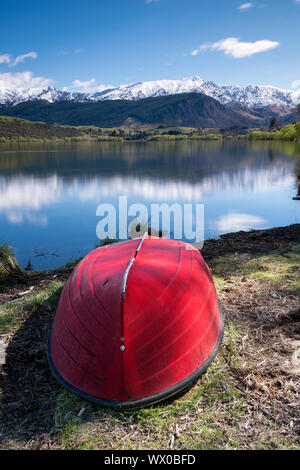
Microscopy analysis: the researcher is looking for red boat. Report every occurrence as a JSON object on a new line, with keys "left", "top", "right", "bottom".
{"left": 47, "top": 235, "right": 223, "bottom": 408}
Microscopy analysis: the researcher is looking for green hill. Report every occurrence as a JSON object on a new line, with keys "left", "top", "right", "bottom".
{"left": 0, "top": 116, "right": 90, "bottom": 140}
{"left": 0, "top": 93, "right": 263, "bottom": 129}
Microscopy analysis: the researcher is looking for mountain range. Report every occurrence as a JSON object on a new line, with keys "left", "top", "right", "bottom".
{"left": 0, "top": 76, "right": 299, "bottom": 129}
{"left": 1, "top": 76, "right": 300, "bottom": 110}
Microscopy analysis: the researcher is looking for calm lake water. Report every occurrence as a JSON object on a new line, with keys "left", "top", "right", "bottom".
{"left": 0, "top": 140, "right": 299, "bottom": 270}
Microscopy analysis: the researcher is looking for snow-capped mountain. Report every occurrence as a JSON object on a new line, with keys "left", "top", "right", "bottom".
{"left": 1, "top": 76, "right": 300, "bottom": 110}
{"left": 90, "top": 76, "right": 208, "bottom": 101}
{"left": 92, "top": 77, "right": 300, "bottom": 109}
{"left": 220, "top": 84, "right": 300, "bottom": 109}
{"left": 0, "top": 86, "right": 88, "bottom": 105}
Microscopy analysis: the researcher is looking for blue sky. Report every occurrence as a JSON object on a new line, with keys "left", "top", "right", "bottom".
{"left": 0, "top": 0, "right": 300, "bottom": 92}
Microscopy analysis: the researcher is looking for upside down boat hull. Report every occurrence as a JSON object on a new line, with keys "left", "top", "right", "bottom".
{"left": 47, "top": 236, "right": 223, "bottom": 408}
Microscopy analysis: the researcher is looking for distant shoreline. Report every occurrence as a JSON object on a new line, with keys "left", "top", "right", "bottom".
{"left": 1, "top": 116, "right": 300, "bottom": 144}
{"left": 0, "top": 134, "right": 299, "bottom": 144}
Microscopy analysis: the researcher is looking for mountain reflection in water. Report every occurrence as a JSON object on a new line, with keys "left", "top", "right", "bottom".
{"left": 0, "top": 140, "right": 299, "bottom": 269}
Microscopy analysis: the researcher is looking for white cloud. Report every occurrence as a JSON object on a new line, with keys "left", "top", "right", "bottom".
{"left": 68, "top": 78, "right": 114, "bottom": 93}
{"left": 7, "top": 211, "right": 48, "bottom": 227}
{"left": 292, "top": 80, "right": 300, "bottom": 90}
{"left": 213, "top": 212, "right": 267, "bottom": 233}
{"left": 6, "top": 212, "right": 23, "bottom": 224}
{"left": 73, "top": 78, "right": 96, "bottom": 91}
{"left": 0, "top": 54, "right": 11, "bottom": 64}
{"left": 58, "top": 48, "right": 84, "bottom": 56}
{"left": 0, "top": 176, "right": 60, "bottom": 211}
{"left": 191, "top": 37, "right": 279, "bottom": 58}
{"left": 12, "top": 51, "right": 38, "bottom": 67}
{"left": 238, "top": 2, "right": 254, "bottom": 11}
{"left": 0, "top": 71, "right": 53, "bottom": 91}
{"left": 0, "top": 51, "right": 38, "bottom": 67}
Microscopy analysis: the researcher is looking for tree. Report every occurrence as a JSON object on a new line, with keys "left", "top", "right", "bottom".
{"left": 269, "top": 117, "right": 277, "bottom": 130}
{"left": 296, "top": 103, "right": 300, "bottom": 121}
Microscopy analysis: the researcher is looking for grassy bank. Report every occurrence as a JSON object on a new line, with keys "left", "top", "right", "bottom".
{"left": 0, "top": 117, "right": 127, "bottom": 143}
{"left": 0, "top": 244, "right": 22, "bottom": 282}
{"left": 1, "top": 115, "right": 300, "bottom": 143}
{"left": 0, "top": 225, "right": 299, "bottom": 450}
{"left": 0, "top": 117, "right": 225, "bottom": 143}
{"left": 248, "top": 122, "right": 300, "bottom": 142}
{"left": 147, "top": 133, "right": 223, "bottom": 141}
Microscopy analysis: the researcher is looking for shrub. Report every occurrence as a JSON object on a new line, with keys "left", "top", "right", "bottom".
{"left": 248, "top": 131, "right": 271, "bottom": 140}
{"left": 272, "top": 124, "right": 297, "bottom": 141}
{"left": 147, "top": 135, "right": 176, "bottom": 141}
{"left": 97, "top": 136, "right": 123, "bottom": 142}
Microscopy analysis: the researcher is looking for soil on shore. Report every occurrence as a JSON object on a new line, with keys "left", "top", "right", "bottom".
{"left": 0, "top": 224, "right": 299, "bottom": 450}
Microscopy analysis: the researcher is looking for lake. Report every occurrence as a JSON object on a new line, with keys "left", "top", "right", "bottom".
{"left": 0, "top": 140, "right": 299, "bottom": 270}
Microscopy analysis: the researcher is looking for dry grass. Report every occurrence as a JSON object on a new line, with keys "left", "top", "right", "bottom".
{"left": 0, "top": 244, "right": 22, "bottom": 283}
{"left": 0, "top": 226, "right": 299, "bottom": 450}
